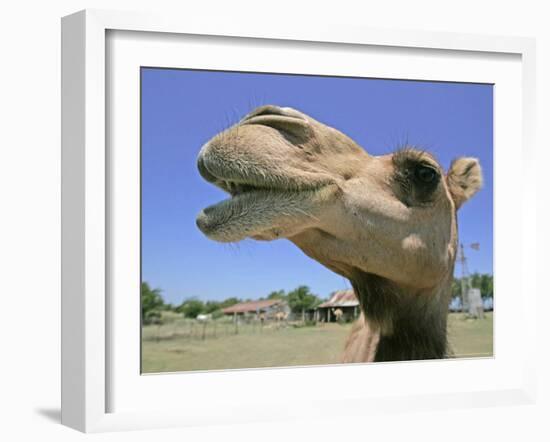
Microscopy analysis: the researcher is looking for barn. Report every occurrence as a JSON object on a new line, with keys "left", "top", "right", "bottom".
{"left": 222, "top": 299, "right": 290, "bottom": 321}
{"left": 316, "top": 289, "right": 360, "bottom": 323}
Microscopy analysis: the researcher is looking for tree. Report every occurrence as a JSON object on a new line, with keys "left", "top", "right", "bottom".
{"left": 202, "top": 300, "right": 224, "bottom": 319}
{"left": 451, "top": 278, "right": 462, "bottom": 298}
{"left": 210, "top": 309, "right": 224, "bottom": 319}
{"left": 479, "top": 274, "right": 493, "bottom": 298}
{"left": 204, "top": 300, "right": 221, "bottom": 314}
{"left": 469, "top": 272, "right": 493, "bottom": 298}
{"left": 162, "top": 302, "right": 175, "bottom": 312}
{"left": 141, "top": 282, "right": 165, "bottom": 325}
{"left": 177, "top": 298, "right": 205, "bottom": 319}
{"left": 267, "top": 290, "right": 286, "bottom": 300}
{"left": 287, "top": 285, "right": 320, "bottom": 321}
{"left": 218, "top": 297, "right": 241, "bottom": 309}
{"left": 452, "top": 273, "right": 493, "bottom": 299}
{"left": 470, "top": 272, "right": 482, "bottom": 291}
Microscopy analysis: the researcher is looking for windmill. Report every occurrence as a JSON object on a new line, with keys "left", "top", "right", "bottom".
{"left": 457, "top": 242, "right": 480, "bottom": 313}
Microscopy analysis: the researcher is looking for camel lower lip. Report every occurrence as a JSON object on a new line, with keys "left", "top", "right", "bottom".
{"left": 196, "top": 188, "right": 320, "bottom": 243}
{"left": 196, "top": 190, "right": 281, "bottom": 236}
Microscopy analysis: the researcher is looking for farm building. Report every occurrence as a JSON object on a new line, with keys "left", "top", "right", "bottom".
{"left": 316, "top": 289, "right": 360, "bottom": 322}
{"left": 222, "top": 299, "right": 290, "bottom": 321}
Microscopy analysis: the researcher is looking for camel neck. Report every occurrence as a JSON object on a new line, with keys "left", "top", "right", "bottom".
{"left": 373, "top": 310, "right": 448, "bottom": 362}
{"left": 350, "top": 271, "right": 449, "bottom": 362}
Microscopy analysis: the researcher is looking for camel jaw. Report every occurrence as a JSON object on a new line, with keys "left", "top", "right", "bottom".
{"left": 196, "top": 187, "right": 325, "bottom": 243}
{"left": 195, "top": 145, "right": 331, "bottom": 243}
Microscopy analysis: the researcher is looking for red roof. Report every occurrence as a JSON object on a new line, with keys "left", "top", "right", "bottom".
{"left": 318, "top": 289, "right": 359, "bottom": 308}
{"left": 222, "top": 299, "right": 284, "bottom": 314}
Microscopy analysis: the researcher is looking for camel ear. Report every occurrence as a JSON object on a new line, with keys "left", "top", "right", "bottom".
{"left": 446, "top": 157, "right": 483, "bottom": 209}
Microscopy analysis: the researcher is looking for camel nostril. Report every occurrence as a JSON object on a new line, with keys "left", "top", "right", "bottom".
{"left": 240, "top": 111, "right": 311, "bottom": 142}
{"left": 241, "top": 105, "right": 306, "bottom": 123}
{"left": 242, "top": 105, "right": 285, "bottom": 121}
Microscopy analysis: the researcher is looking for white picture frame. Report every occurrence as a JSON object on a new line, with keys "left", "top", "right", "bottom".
{"left": 61, "top": 9, "right": 537, "bottom": 433}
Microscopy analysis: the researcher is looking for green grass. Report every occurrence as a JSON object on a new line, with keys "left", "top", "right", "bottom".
{"left": 447, "top": 312, "right": 493, "bottom": 358}
{"left": 142, "top": 312, "right": 493, "bottom": 373}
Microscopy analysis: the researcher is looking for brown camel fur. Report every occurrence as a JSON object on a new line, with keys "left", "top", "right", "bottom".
{"left": 196, "top": 105, "right": 482, "bottom": 362}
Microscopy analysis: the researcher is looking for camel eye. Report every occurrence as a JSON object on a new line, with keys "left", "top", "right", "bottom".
{"left": 415, "top": 165, "right": 437, "bottom": 183}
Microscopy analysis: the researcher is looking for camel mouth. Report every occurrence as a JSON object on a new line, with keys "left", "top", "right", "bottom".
{"left": 196, "top": 147, "right": 326, "bottom": 198}
{"left": 196, "top": 155, "right": 325, "bottom": 243}
{"left": 195, "top": 185, "right": 319, "bottom": 243}
{"left": 197, "top": 154, "right": 301, "bottom": 196}
{"left": 195, "top": 105, "right": 331, "bottom": 242}
{"left": 210, "top": 178, "right": 271, "bottom": 198}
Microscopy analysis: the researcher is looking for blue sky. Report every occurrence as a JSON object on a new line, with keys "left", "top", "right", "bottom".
{"left": 141, "top": 68, "right": 493, "bottom": 305}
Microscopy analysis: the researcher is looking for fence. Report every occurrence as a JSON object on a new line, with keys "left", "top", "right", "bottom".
{"left": 142, "top": 315, "right": 307, "bottom": 342}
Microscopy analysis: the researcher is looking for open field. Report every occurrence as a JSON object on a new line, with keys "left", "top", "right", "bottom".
{"left": 447, "top": 312, "right": 494, "bottom": 358}
{"left": 142, "top": 312, "right": 493, "bottom": 373}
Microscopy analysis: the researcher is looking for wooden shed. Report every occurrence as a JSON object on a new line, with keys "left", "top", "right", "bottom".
{"left": 316, "top": 289, "right": 360, "bottom": 323}
{"left": 222, "top": 299, "right": 290, "bottom": 321}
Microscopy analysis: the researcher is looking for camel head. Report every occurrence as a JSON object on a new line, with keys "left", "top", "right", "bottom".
{"left": 196, "top": 105, "right": 482, "bottom": 295}
{"left": 196, "top": 105, "right": 484, "bottom": 361}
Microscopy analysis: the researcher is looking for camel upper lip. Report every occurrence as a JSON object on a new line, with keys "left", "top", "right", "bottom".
{"left": 196, "top": 155, "right": 276, "bottom": 197}
{"left": 196, "top": 105, "right": 321, "bottom": 199}
{"left": 197, "top": 151, "right": 324, "bottom": 197}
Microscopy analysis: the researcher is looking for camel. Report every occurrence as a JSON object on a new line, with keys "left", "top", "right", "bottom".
{"left": 274, "top": 311, "right": 289, "bottom": 328}
{"left": 196, "top": 105, "right": 482, "bottom": 362}
{"left": 274, "top": 311, "right": 288, "bottom": 321}
{"left": 258, "top": 312, "right": 266, "bottom": 323}
{"left": 332, "top": 308, "right": 344, "bottom": 323}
